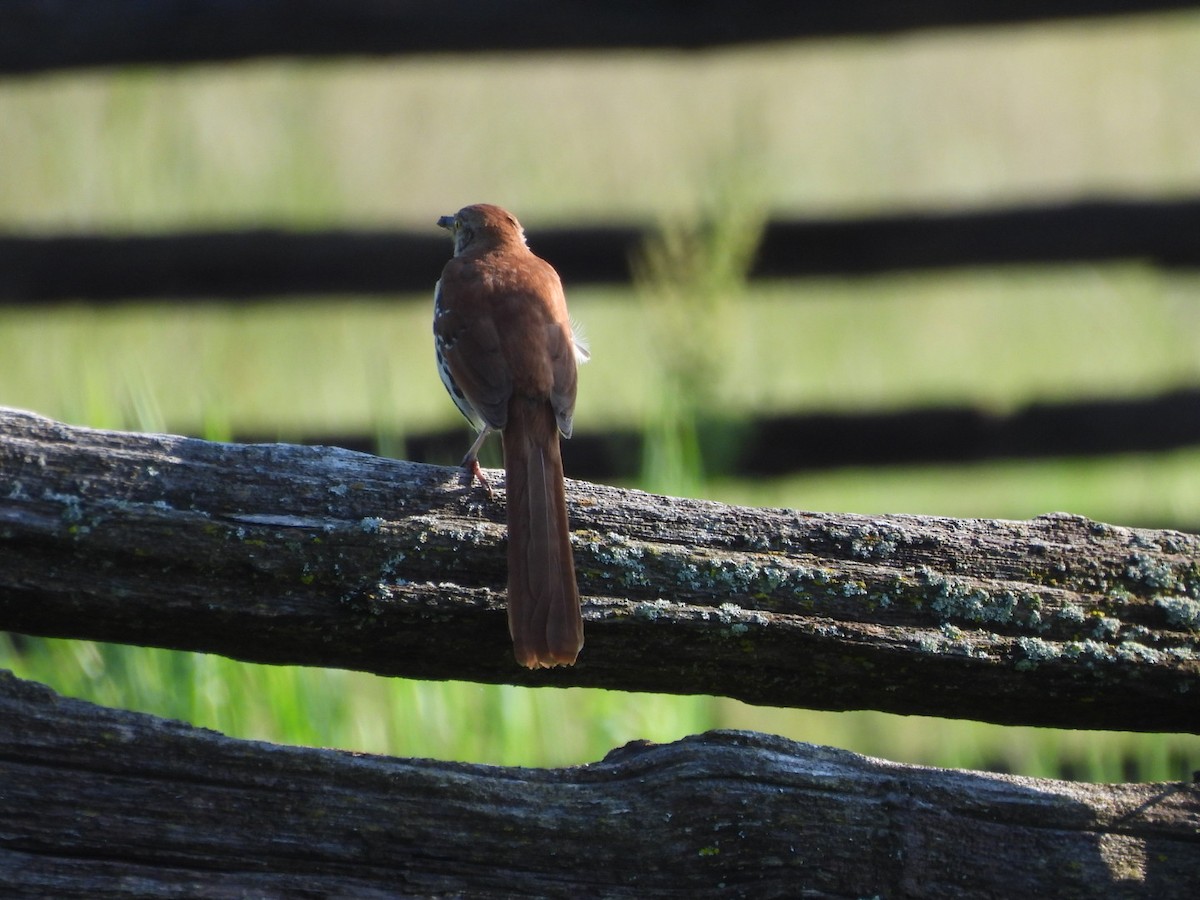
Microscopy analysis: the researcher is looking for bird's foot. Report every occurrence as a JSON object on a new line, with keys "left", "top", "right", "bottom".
{"left": 460, "top": 456, "right": 495, "bottom": 499}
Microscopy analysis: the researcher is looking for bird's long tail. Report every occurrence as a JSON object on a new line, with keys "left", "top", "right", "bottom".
{"left": 502, "top": 397, "right": 583, "bottom": 668}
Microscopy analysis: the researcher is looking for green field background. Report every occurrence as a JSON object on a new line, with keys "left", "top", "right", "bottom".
{"left": 2, "top": 14, "right": 1198, "bottom": 780}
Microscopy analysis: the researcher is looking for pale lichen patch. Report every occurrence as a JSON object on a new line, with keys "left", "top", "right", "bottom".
{"left": 1015, "top": 636, "right": 1060, "bottom": 670}
{"left": 1125, "top": 553, "right": 1182, "bottom": 592}
{"left": 1157, "top": 596, "right": 1200, "bottom": 631}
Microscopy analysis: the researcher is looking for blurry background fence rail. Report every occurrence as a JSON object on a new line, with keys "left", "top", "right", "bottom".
{"left": 4, "top": 199, "right": 1200, "bottom": 303}
{"left": 3, "top": 0, "right": 1200, "bottom": 74}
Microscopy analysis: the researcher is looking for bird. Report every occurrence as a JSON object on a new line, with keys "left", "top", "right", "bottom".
{"left": 433, "top": 203, "right": 589, "bottom": 668}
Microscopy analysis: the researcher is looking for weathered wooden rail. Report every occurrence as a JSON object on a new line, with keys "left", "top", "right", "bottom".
{"left": 2, "top": 671, "right": 1196, "bottom": 898}
{"left": 1, "top": 407, "right": 1197, "bottom": 728}
{"left": 1, "top": 408, "right": 1198, "bottom": 896}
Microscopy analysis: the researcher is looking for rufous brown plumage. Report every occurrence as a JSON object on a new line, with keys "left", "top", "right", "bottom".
{"left": 434, "top": 204, "right": 588, "bottom": 668}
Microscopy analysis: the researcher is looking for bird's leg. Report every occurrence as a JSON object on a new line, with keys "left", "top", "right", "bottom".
{"left": 460, "top": 426, "right": 495, "bottom": 498}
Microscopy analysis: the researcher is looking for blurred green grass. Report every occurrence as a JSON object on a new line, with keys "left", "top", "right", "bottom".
{"left": 0, "top": 635, "right": 714, "bottom": 766}
{"left": 3, "top": 15, "right": 1200, "bottom": 228}
{"left": 2, "top": 15, "right": 1199, "bottom": 780}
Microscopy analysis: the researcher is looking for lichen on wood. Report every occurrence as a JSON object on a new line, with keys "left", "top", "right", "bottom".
{"left": 1, "top": 407, "right": 1197, "bottom": 731}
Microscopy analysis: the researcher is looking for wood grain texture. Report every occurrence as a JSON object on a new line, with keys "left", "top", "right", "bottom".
{"left": 1, "top": 407, "right": 1197, "bottom": 731}
{"left": 0, "top": 670, "right": 1196, "bottom": 898}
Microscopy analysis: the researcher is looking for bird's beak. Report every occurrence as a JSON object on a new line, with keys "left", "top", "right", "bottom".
{"left": 437, "top": 215, "right": 456, "bottom": 231}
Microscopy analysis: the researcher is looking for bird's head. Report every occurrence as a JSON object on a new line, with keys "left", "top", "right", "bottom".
{"left": 438, "top": 203, "right": 527, "bottom": 256}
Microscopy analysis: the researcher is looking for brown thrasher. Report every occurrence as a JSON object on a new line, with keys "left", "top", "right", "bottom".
{"left": 434, "top": 204, "right": 588, "bottom": 668}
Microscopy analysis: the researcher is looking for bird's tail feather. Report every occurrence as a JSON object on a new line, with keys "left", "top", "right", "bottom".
{"left": 503, "top": 398, "right": 583, "bottom": 668}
